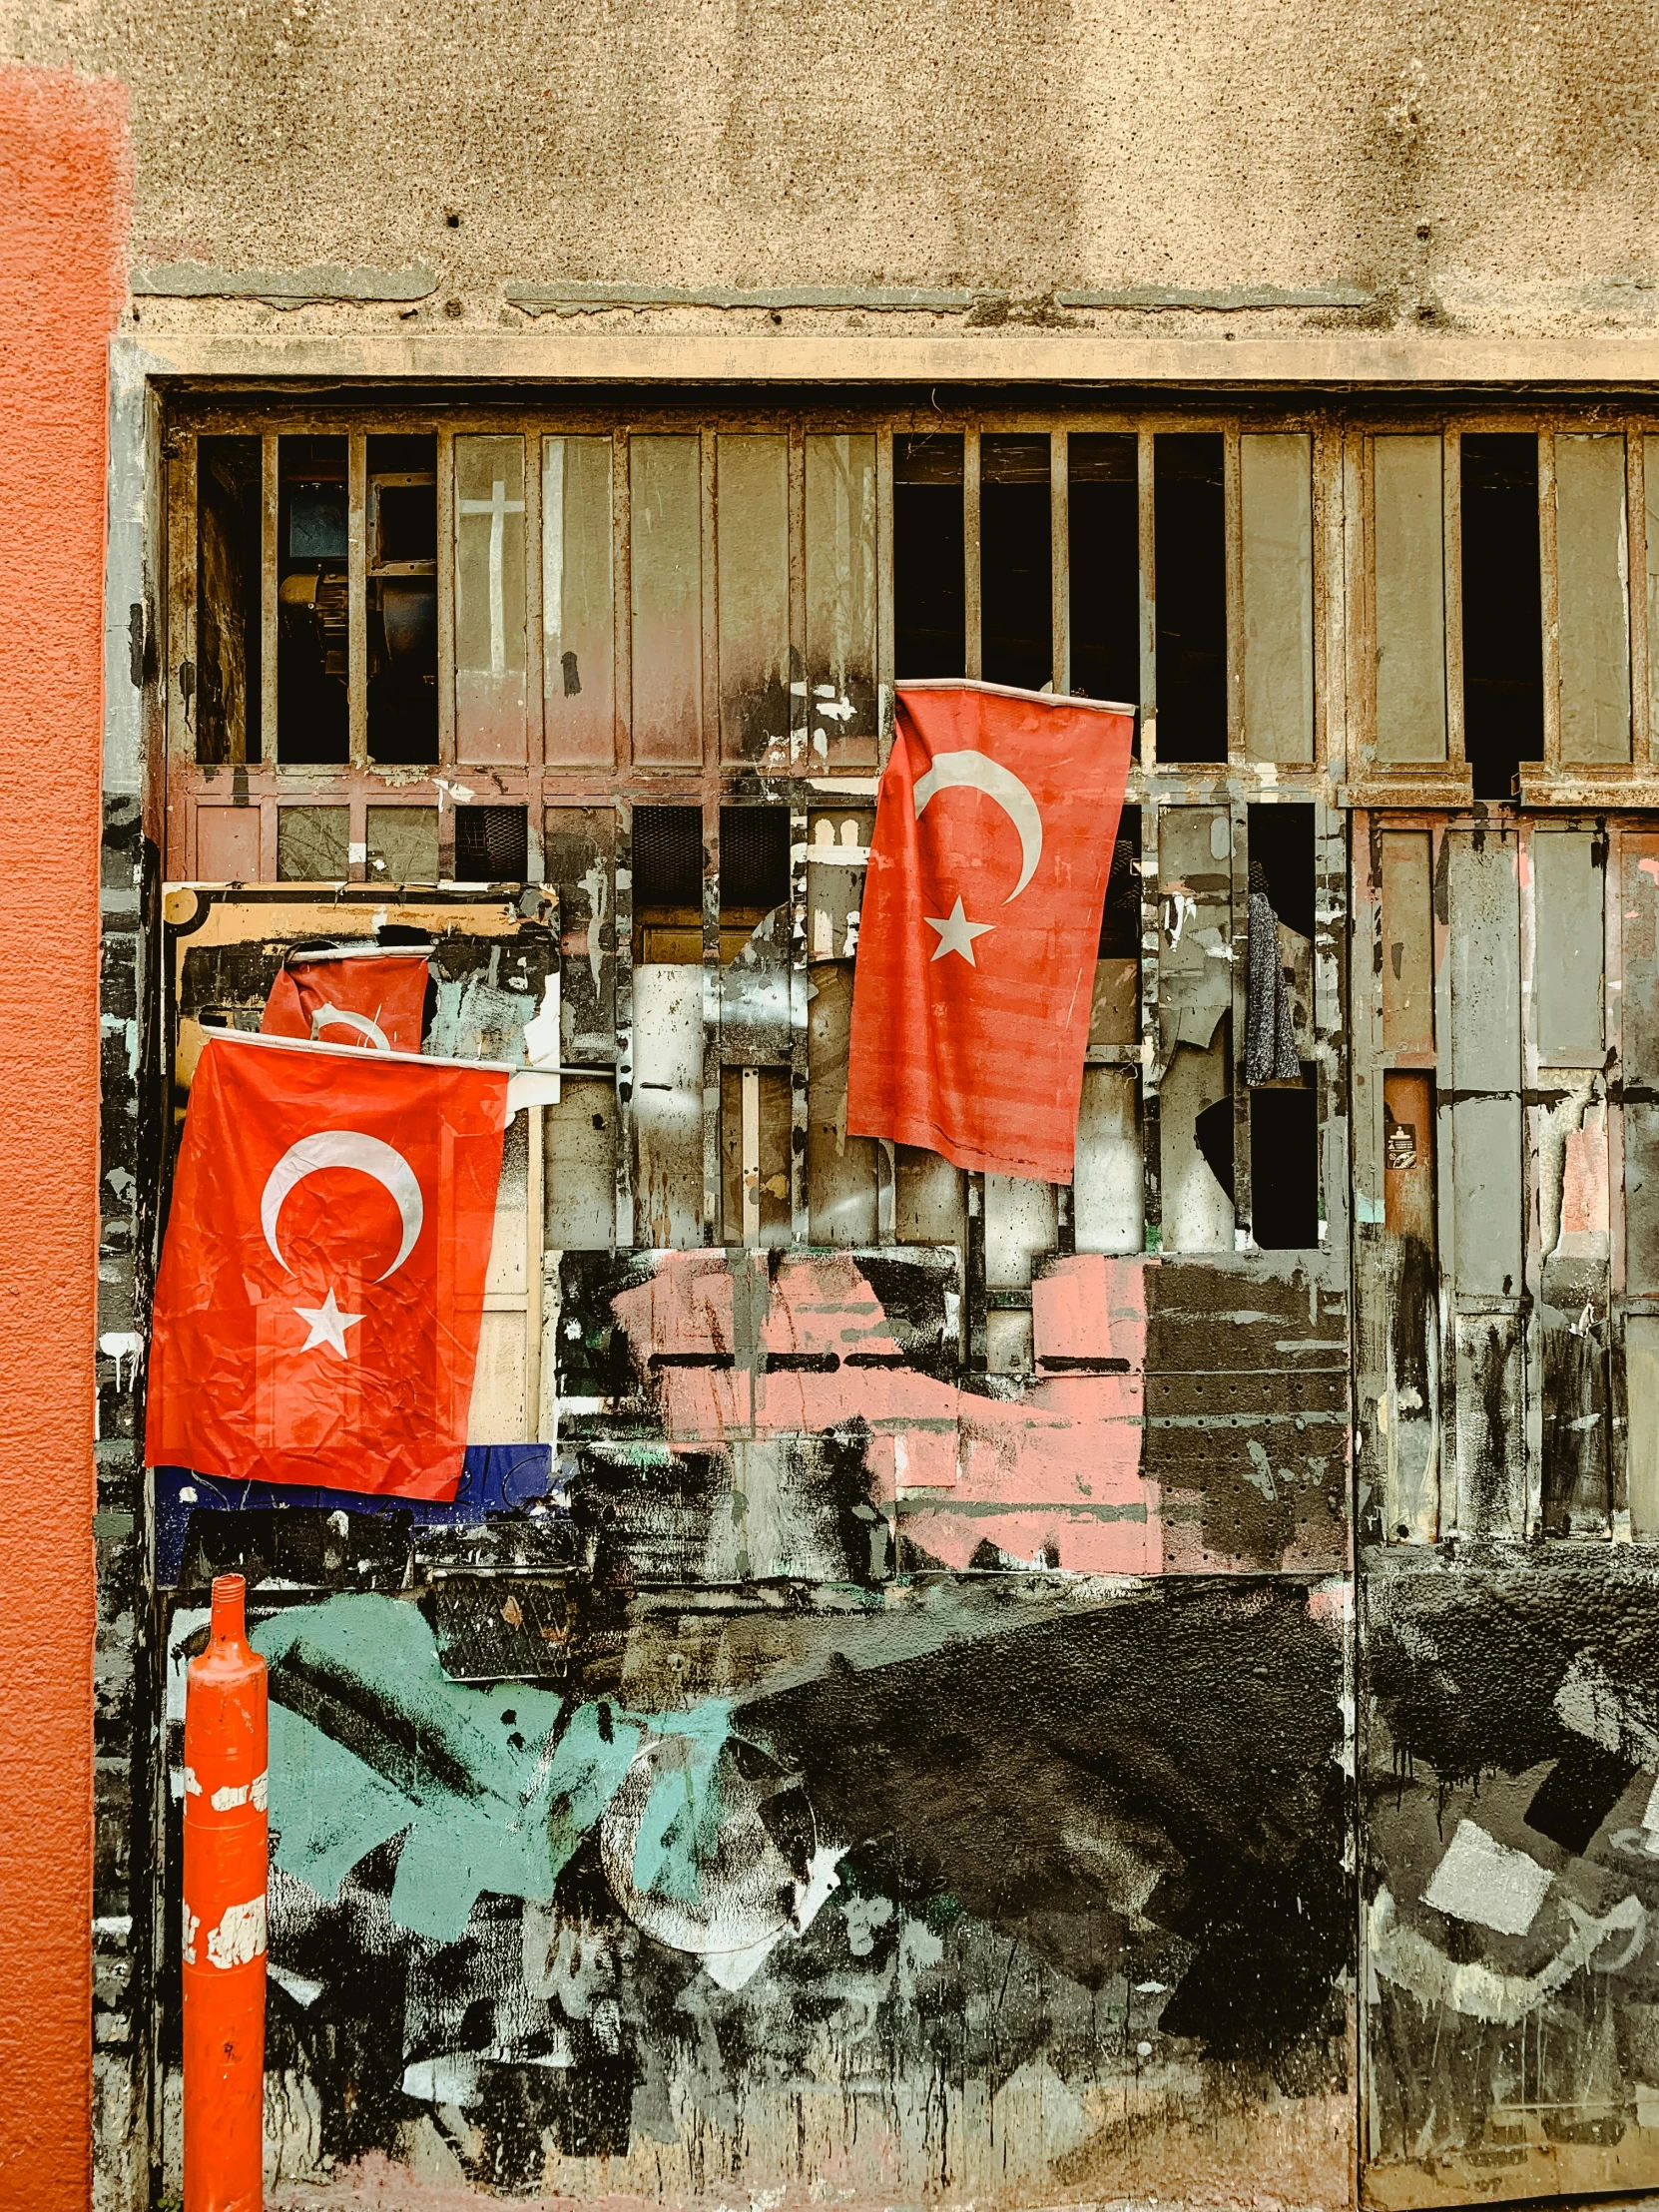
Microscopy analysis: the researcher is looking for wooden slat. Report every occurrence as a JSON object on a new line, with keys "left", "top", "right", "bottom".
{"left": 1238, "top": 432, "right": 1315, "bottom": 765}
{"left": 541, "top": 436, "right": 616, "bottom": 769}
{"left": 453, "top": 432, "right": 529, "bottom": 766}
{"left": 805, "top": 432, "right": 879, "bottom": 768}
{"left": 347, "top": 430, "right": 367, "bottom": 773}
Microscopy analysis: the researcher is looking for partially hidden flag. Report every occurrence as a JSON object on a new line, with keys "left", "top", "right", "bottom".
{"left": 262, "top": 947, "right": 429, "bottom": 1054}
{"left": 146, "top": 1031, "right": 508, "bottom": 1500}
{"left": 846, "top": 681, "right": 1135, "bottom": 1184}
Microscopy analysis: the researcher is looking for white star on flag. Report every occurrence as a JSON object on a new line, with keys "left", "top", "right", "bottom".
{"left": 293, "top": 1287, "right": 364, "bottom": 1359}
{"left": 923, "top": 896, "right": 994, "bottom": 966}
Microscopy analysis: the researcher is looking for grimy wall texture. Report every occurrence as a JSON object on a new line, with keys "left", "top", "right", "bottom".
{"left": 11, "top": 4, "right": 1659, "bottom": 2211}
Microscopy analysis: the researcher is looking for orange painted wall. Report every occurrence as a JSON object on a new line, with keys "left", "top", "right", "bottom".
{"left": 0, "top": 63, "right": 130, "bottom": 2212}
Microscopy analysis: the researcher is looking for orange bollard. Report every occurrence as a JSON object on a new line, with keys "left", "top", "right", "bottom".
{"left": 183, "top": 1572, "right": 269, "bottom": 2212}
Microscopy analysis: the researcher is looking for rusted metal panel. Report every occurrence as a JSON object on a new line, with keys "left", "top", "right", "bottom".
{"left": 1621, "top": 834, "right": 1659, "bottom": 1295}
{"left": 540, "top": 434, "right": 615, "bottom": 767}
{"left": 629, "top": 433, "right": 703, "bottom": 768}
{"left": 1240, "top": 432, "right": 1315, "bottom": 763}
{"left": 1451, "top": 1309, "right": 1528, "bottom": 1534}
{"left": 1556, "top": 432, "right": 1632, "bottom": 765}
{"left": 453, "top": 432, "right": 528, "bottom": 764}
{"left": 542, "top": 805, "right": 615, "bottom": 1064}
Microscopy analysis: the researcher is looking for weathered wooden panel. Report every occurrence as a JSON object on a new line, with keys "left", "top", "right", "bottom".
{"left": 1158, "top": 806, "right": 1234, "bottom": 1254}
{"left": 1074, "top": 1067, "right": 1142, "bottom": 1255}
{"left": 1539, "top": 1306, "right": 1609, "bottom": 1535}
{"left": 466, "top": 1308, "right": 529, "bottom": 1441}
{"left": 894, "top": 1144, "right": 966, "bottom": 1246}
{"left": 1449, "top": 1096, "right": 1523, "bottom": 1295}
{"left": 985, "top": 1175, "right": 1057, "bottom": 1287}
{"left": 1445, "top": 831, "right": 1520, "bottom": 1093}
{"left": 720, "top": 1066, "right": 792, "bottom": 1247}
{"left": 544, "top": 1075, "right": 616, "bottom": 1252}
{"left": 1380, "top": 830, "right": 1434, "bottom": 1054}
{"left": 543, "top": 807, "right": 615, "bottom": 1064}
{"left": 195, "top": 804, "right": 262, "bottom": 882}
{"left": 716, "top": 433, "right": 790, "bottom": 764}
{"left": 1240, "top": 432, "right": 1315, "bottom": 763}
{"left": 541, "top": 434, "right": 614, "bottom": 767}
{"left": 1451, "top": 1308, "right": 1527, "bottom": 1534}
{"left": 630, "top": 434, "right": 703, "bottom": 768}
{"left": 1623, "top": 838, "right": 1659, "bottom": 1294}
{"left": 807, "top": 961, "right": 878, "bottom": 1246}
{"left": 1625, "top": 1313, "right": 1659, "bottom": 1536}
{"left": 805, "top": 431, "right": 879, "bottom": 767}
{"left": 1161, "top": 1029, "right": 1233, "bottom": 1253}
{"left": 1366, "top": 1565, "right": 1659, "bottom": 2205}
{"left": 1556, "top": 432, "right": 1631, "bottom": 765}
{"left": 1373, "top": 434, "right": 1447, "bottom": 764}
{"left": 454, "top": 432, "right": 528, "bottom": 764}
{"left": 632, "top": 962, "right": 704, "bottom": 1247}
{"left": 1532, "top": 830, "right": 1604, "bottom": 1064}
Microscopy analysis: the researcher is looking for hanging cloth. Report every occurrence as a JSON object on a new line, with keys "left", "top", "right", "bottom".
{"left": 1245, "top": 865, "right": 1301, "bottom": 1084}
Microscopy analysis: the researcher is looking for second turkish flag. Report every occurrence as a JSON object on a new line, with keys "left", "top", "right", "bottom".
{"left": 846, "top": 682, "right": 1134, "bottom": 1184}
{"left": 146, "top": 1032, "right": 508, "bottom": 1500}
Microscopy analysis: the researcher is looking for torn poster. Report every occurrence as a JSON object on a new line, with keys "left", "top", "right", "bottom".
{"left": 846, "top": 680, "right": 1134, "bottom": 1182}
{"left": 262, "top": 944, "right": 430, "bottom": 1054}
{"left": 146, "top": 1029, "right": 508, "bottom": 1499}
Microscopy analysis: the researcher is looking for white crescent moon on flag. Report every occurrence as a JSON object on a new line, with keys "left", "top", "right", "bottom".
{"left": 260, "top": 1130, "right": 424, "bottom": 1282}
{"left": 912, "top": 750, "right": 1043, "bottom": 901}
{"left": 307, "top": 1004, "right": 391, "bottom": 1052}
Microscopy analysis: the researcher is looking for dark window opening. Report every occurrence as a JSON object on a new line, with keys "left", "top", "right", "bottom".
{"left": 277, "top": 434, "right": 349, "bottom": 765}
{"left": 1153, "top": 433, "right": 1227, "bottom": 762}
{"left": 633, "top": 804, "right": 704, "bottom": 963}
{"left": 1461, "top": 433, "right": 1544, "bottom": 801}
{"left": 1099, "top": 806, "right": 1142, "bottom": 958}
{"left": 1069, "top": 433, "right": 1139, "bottom": 722}
{"left": 455, "top": 805, "right": 528, "bottom": 883}
{"left": 367, "top": 432, "right": 438, "bottom": 768}
{"left": 894, "top": 434, "right": 964, "bottom": 681}
{"left": 1194, "top": 1028, "right": 1235, "bottom": 1206}
{"left": 980, "top": 434, "right": 1052, "bottom": 691}
{"left": 720, "top": 807, "right": 791, "bottom": 916}
{"left": 196, "top": 435, "right": 262, "bottom": 766}
{"left": 1252, "top": 1088, "right": 1320, "bottom": 1250}
{"left": 1247, "top": 803, "right": 1315, "bottom": 939}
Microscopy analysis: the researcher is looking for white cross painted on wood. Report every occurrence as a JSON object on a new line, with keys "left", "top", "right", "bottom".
{"left": 458, "top": 476, "right": 525, "bottom": 679}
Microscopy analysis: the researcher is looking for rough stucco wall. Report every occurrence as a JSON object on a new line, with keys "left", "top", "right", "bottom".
{"left": 5, "top": 0, "right": 1659, "bottom": 335}
{"left": 0, "top": 59, "right": 130, "bottom": 2212}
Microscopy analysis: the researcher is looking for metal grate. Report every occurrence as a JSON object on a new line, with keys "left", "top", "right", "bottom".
{"left": 633, "top": 805, "right": 704, "bottom": 909}
{"left": 719, "top": 806, "right": 791, "bottom": 912}
{"left": 455, "top": 804, "right": 528, "bottom": 883}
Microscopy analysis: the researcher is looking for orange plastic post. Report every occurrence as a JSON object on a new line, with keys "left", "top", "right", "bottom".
{"left": 183, "top": 1573, "right": 269, "bottom": 2212}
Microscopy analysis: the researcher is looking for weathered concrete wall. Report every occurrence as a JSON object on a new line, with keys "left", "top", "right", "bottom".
{"left": 7, "top": 0, "right": 1659, "bottom": 336}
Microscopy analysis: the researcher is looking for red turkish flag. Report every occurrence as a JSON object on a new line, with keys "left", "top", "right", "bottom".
{"left": 146, "top": 1031, "right": 508, "bottom": 1500}
{"left": 846, "top": 681, "right": 1134, "bottom": 1183}
{"left": 262, "top": 949, "right": 429, "bottom": 1054}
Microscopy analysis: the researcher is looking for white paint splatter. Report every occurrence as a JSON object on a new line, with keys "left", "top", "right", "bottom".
{"left": 1421, "top": 1820, "right": 1551, "bottom": 1936}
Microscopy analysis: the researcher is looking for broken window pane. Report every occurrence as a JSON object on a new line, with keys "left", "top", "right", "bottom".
{"left": 367, "top": 433, "right": 437, "bottom": 766}
{"left": 1092, "top": 806, "right": 1141, "bottom": 1047}
{"left": 894, "top": 434, "right": 964, "bottom": 680}
{"left": 980, "top": 433, "right": 1052, "bottom": 691}
{"left": 1461, "top": 433, "right": 1543, "bottom": 801}
{"left": 276, "top": 434, "right": 348, "bottom": 765}
{"left": 1068, "top": 433, "right": 1138, "bottom": 712}
{"left": 1153, "top": 433, "right": 1227, "bottom": 763}
{"left": 454, "top": 432, "right": 528, "bottom": 765}
{"left": 276, "top": 806, "right": 348, "bottom": 883}
{"left": 365, "top": 806, "right": 438, "bottom": 886}
{"left": 196, "top": 435, "right": 262, "bottom": 766}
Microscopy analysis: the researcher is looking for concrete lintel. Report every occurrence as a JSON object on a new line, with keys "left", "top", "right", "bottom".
{"left": 132, "top": 262, "right": 437, "bottom": 305}
{"left": 506, "top": 281, "right": 976, "bottom": 314}
{"left": 118, "top": 329, "right": 1659, "bottom": 390}
{"left": 1056, "top": 284, "right": 1375, "bottom": 311}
